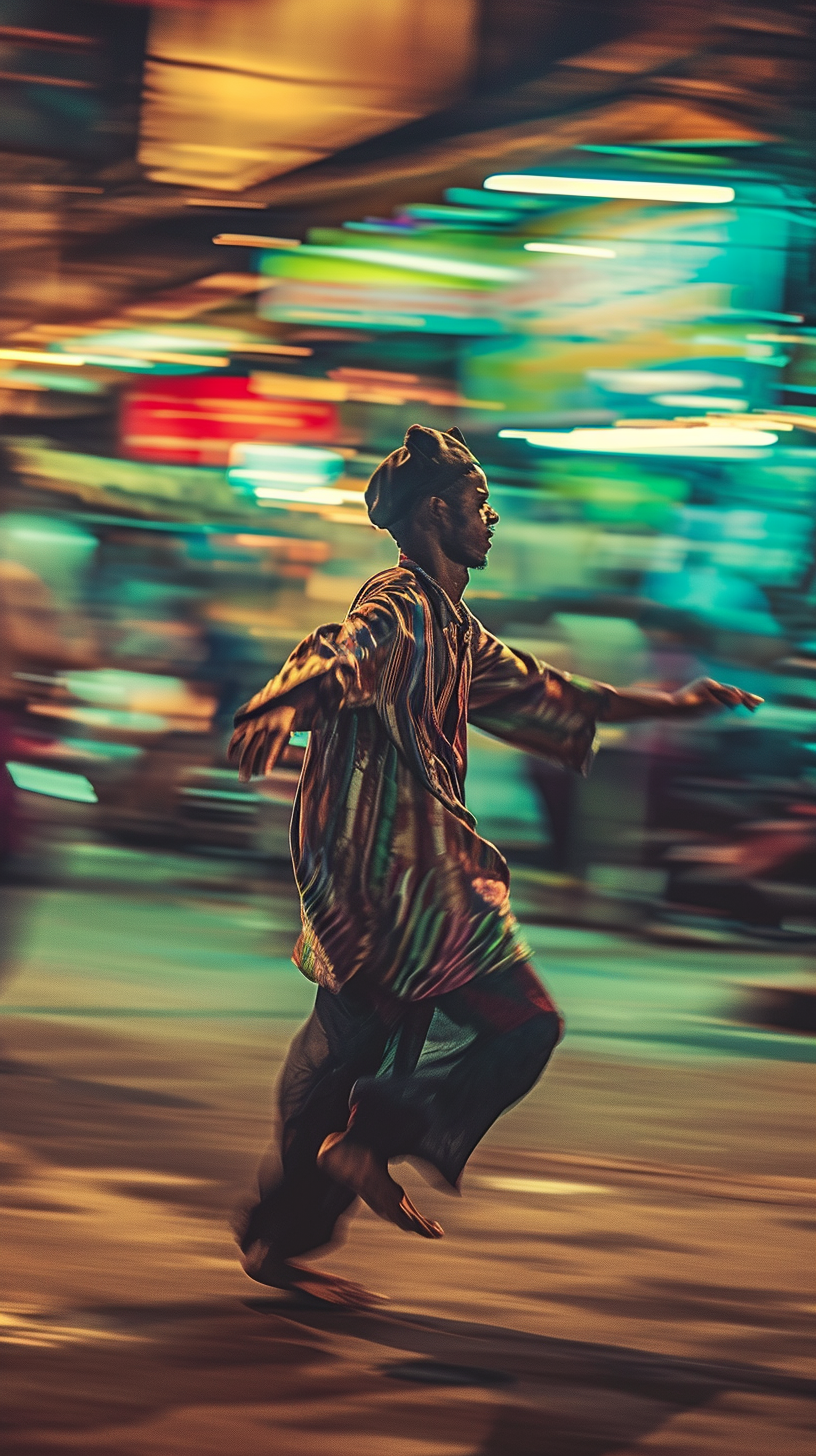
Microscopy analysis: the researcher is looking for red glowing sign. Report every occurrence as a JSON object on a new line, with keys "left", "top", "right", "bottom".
{"left": 120, "top": 376, "right": 339, "bottom": 465}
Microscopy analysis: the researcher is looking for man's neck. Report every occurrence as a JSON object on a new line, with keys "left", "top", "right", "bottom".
{"left": 400, "top": 545, "right": 468, "bottom": 603}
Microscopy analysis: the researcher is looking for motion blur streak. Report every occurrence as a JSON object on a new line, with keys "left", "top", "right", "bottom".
{"left": 1, "top": 1, "right": 815, "bottom": 1453}
{"left": 484, "top": 173, "right": 737, "bottom": 204}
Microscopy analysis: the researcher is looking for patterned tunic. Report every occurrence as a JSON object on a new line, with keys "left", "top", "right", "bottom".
{"left": 234, "top": 561, "right": 609, "bottom": 1000}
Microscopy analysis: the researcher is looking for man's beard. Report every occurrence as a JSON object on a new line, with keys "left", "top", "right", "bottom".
{"left": 441, "top": 520, "right": 490, "bottom": 572}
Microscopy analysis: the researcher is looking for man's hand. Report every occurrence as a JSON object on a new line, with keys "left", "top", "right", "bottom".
{"left": 228, "top": 703, "right": 297, "bottom": 782}
{"left": 669, "top": 677, "right": 763, "bottom": 715}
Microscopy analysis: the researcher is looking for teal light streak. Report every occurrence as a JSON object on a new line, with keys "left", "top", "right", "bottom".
{"left": 7, "top": 763, "right": 98, "bottom": 804}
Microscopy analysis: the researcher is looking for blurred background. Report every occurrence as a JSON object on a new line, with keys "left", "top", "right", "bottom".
{"left": 1, "top": 4, "right": 815, "bottom": 1452}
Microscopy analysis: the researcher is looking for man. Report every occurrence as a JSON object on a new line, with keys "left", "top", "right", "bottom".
{"left": 229, "top": 424, "right": 761, "bottom": 1305}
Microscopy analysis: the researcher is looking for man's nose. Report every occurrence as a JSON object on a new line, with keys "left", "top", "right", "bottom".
{"left": 487, "top": 506, "right": 499, "bottom": 525}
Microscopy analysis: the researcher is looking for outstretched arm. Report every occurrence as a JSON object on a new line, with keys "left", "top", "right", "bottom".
{"left": 600, "top": 677, "right": 763, "bottom": 722}
{"left": 228, "top": 600, "right": 397, "bottom": 781}
{"left": 468, "top": 617, "right": 762, "bottom": 774}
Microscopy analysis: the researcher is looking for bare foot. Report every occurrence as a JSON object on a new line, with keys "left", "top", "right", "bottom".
{"left": 284, "top": 1265, "right": 387, "bottom": 1308}
{"left": 317, "top": 1132, "right": 444, "bottom": 1239}
{"left": 242, "top": 1246, "right": 386, "bottom": 1307}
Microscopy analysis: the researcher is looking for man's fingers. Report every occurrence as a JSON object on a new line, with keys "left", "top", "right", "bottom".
{"left": 237, "top": 734, "right": 257, "bottom": 782}
{"left": 263, "top": 732, "right": 288, "bottom": 776}
{"left": 232, "top": 704, "right": 298, "bottom": 780}
{"left": 227, "top": 727, "right": 244, "bottom": 764}
{"left": 681, "top": 679, "right": 766, "bottom": 715}
{"left": 710, "top": 683, "right": 765, "bottom": 711}
{"left": 239, "top": 728, "right": 262, "bottom": 782}
{"left": 705, "top": 684, "right": 765, "bottom": 712}
{"left": 709, "top": 683, "right": 743, "bottom": 707}
{"left": 250, "top": 732, "right": 270, "bottom": 781}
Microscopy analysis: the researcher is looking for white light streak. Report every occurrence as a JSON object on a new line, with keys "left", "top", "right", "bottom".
{"left": 652, "top": 395, "right": 749, "bottom": 410}
{"left": 500, "top": 426, "right": 777, "bottom": 457}
{"left": 524, "top": 241, "right": 616, "bottom": 258}
{"left": 485, "top": 174, "right": 735, "bottom": 204}
{"left": 0, "top": 349, "right": 85, "bottom": 367}
{"left": 587, "top": 370, "right": 745, "bottom": 394}
{"left": 253, "top": 486, "right": 341, "bottom": 505}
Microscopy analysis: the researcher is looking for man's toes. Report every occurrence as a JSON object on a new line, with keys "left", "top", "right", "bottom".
{"left": 289, "top": 1273, "right": 387, "bottom": 1308}
{"left": 399, "top": 1193, "right": 444, "bottom": 1239}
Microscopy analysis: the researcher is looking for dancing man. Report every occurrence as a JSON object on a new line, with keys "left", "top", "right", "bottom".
{"left": 229, "top": 424, "right": 760, "bottom": 1304}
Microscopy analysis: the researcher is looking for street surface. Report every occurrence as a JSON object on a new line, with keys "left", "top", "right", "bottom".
{"left": 1, "top": 843, "right": 814, "bottom": 1455}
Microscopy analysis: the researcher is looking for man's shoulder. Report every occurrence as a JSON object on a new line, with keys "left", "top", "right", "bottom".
{"left": 350, "top": 564, "right": 424, "bottom": 612}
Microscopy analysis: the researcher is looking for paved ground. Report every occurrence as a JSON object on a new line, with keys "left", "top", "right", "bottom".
{"left": 1, "top": 851, "right": 814, "bottom": 1455}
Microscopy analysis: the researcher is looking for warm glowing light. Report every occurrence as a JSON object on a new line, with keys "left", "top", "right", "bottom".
{"left": 523, "top": 242, "right": 616, "bottom": 258}
{"left": 0, "top": 371, "right": 102, "bottom": 395}
{"left": 213, "top": 234, "right": 302, "bottom": 248}
{"left": 0, "top": 377, "right": 47, "bottom": 391}
{"left": 300, "top": 245, "right": 521, "bottom": 283}
{"left": 231, "top": 342, "right": 313, "bottom": 357}
{"left": 75, "top": 356, "right": 156, "bottom": 372}
{"left": 94, "top": 349, "right": 229, "bottom": 368}
{"left": 0, "top": 349, "right": 85, "bottom": 366}
{"left": 500, "top": 426, "right": 777, "bottom": 457}
{"left": 186, "top": 198, "right": 267, "bottom": 209}
{"left": 485, "top": 175, "right": 735, "bottom": 204}
{"left": 56, "top": 330, "right": 313, "bottom": 362}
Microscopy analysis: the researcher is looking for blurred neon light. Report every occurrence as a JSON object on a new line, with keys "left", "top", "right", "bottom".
{"left": 500, "top": 426, "right": 777, "bottom": 456}
{"left": 652, "top": 395, "right": 748, "bottom": 410}
{"left": 96, "top": 350, "right": 228, "bottom": 368}
{"left": 227, "top": 443, "right": 362, "bottom": 510}
{"left": 253, "top": 486, "right": 340, "bottom": 504}
{"left": 446, "top": 187, "right": 546, "bottom": 212}
{"left": 484, "top": 175, "right": 735, "bottom": 204}
{"left": 7, "top": 762, "right": 98, "bottom": 803}
{"left": 186, "top": 199, "right": 267, "bottom": 209}
{"left": 72, "top": 356, "right": 156, "bottom": 372}
{"left": 524, "top": 242, "right": 616, "bottom": 258}
{"left": 747, "top": 333, "right": 816, "bottom": 345}
{"left": 228, "top": 442, "right": 344, "bottom": 491}
{"left": 121, "top": 378, "right": 338, "bottom": 464}
{"left": 0, "top": 349, "right": 85, "bottom": 366}
{"left": 587, "top": 370, "right": 744, "bottom": 394}
{"left": 300, "top": 245, "right": 520, "bottom": 283}
{"left": 213, "top": 234, "right": 301, "bottom": 248}
{"left": 58, "top": 330, "right": 312, "bottom": 361}
{"left": 229, "top": 442, "right": 344, "bottom": 476}
{"left": 0, "top": 370, "right": 102, "bottom": 394}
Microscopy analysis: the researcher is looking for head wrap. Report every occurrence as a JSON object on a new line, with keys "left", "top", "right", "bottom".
{"left": 365, "top": 424, "right": 480, "bottom": 529}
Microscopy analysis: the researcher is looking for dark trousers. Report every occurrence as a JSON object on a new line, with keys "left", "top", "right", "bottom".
{"left": 236, "top": 959, "right": 562, "bottom": 1270}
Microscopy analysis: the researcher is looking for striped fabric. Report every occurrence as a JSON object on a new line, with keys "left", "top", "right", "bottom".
{"left": 234, "top": 560, "right": 609, "bottom": 1001}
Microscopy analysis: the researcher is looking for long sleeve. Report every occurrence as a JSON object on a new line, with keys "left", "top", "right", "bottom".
{"left": 233, "top": 597, "right": 399, "bottom": 733}
{"left": 467, "top": 617, "right": 611, "bottom": 776}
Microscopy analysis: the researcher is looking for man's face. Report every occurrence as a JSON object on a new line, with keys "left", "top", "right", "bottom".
{"left": 436, "top": 468, "right": 499, "bottom": 571}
